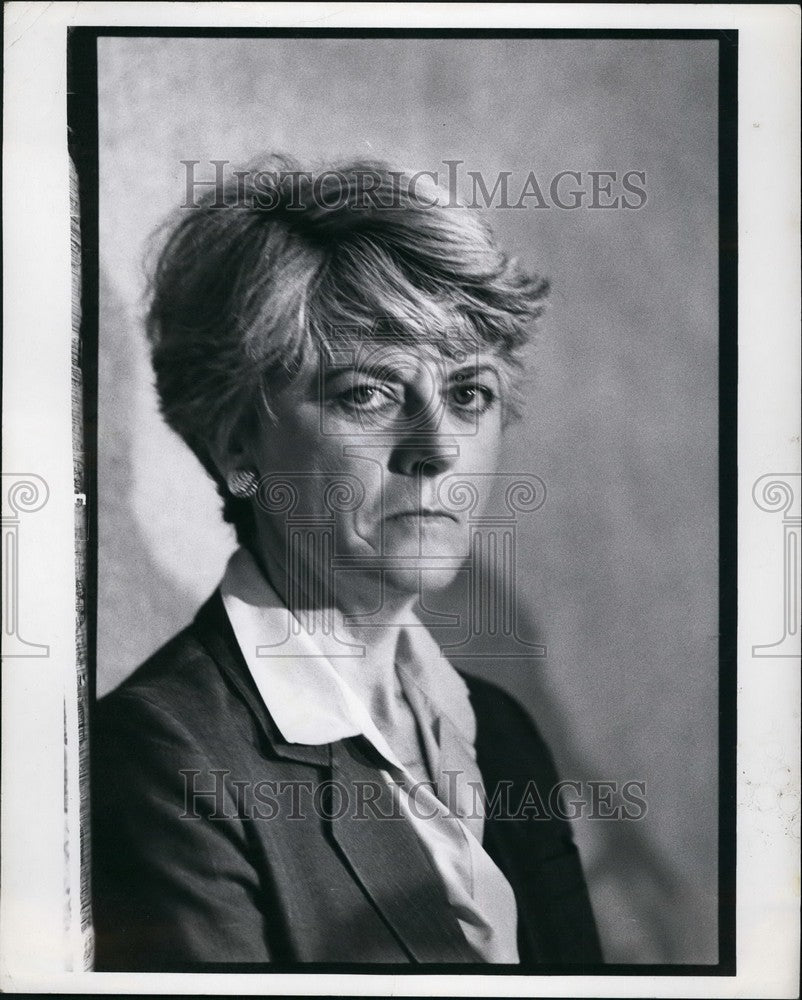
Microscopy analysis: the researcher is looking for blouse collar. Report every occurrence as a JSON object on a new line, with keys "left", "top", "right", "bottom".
{"left": 219, "top": 546, "right": 476, "bottom": 762}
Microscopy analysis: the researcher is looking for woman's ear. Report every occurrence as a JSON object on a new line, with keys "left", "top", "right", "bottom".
{"left": 209, "top": 420, "right": 261, "bottom": 501}
{"left": 207, "top": 411, "right": 257, "bottom": 484}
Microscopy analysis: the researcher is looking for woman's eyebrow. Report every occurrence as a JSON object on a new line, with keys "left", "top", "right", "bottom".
{"left": 448, "top": 362, "right": 502, "bottom": 381}
{"left": 319, "top": 357, "right": 502, "bottom": 387}
{"left": 320, "top": 362, "right": 408, "bottom": 384}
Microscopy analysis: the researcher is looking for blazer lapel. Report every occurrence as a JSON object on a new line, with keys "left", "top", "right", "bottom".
{"left": 329, "top": 738, "right": 478, "bottom": 963}
{"left": 192, "top": 590, "right": 329, "bottom": 767}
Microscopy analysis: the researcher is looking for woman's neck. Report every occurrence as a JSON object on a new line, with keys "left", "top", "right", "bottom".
{"left": 250, "top": 541, "right": 417, "bottom": 710}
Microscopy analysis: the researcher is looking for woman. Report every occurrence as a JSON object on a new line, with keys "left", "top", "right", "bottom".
{"left": 91, "top": 156, "right": 601, "bottom": 970}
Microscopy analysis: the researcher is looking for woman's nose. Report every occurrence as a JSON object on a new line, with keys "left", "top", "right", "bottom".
{"left": 385, "top": 371, "right": 459, "bottom": 477}
{"left": 388, "top": 413, "right": 460, "bottom": 478}
{"left": 387, "top": 434, "right": 460, "bottom": 478}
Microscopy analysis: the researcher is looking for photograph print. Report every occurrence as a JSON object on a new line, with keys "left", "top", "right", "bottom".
{"left": 68, "top": 27, "right": 735, "bottom": 973}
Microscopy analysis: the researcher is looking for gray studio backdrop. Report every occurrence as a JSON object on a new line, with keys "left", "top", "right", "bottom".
{"left": 96, "top": 36, "right": 719, "bottom": 964}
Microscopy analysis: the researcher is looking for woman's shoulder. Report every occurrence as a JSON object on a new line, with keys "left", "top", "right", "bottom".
{"left": 95, "top": 592, "right": 242, "bottom": 739}
{"left": 459, "top": 671, "right": 561, "bottom": 784}
{"left": 101, "top": 618, "right": 213, "bottom": 707}
{"left": 459, "top": 671, "right": 541, "bottom": 733}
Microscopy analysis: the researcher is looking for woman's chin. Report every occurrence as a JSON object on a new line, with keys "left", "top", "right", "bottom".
{"left": 380, "top": 518, "right": 469, "bottom": 555}
{"left": 380, "top": 563, "right": 463, "bottom": 597}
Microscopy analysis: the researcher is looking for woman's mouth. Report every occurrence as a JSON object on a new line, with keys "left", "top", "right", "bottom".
{"left": 385, "top": 507, "right": 458, "bottom": 523}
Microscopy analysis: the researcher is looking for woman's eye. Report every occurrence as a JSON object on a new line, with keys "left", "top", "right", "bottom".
{"left": 449, "top": 383, "right": 497, "bottom": 414}
{"left": 337, "top": 384, "right": 398, "bottom": 413}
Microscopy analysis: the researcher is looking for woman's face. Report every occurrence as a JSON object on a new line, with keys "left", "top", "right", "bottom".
{"left": 244, "top": 338, "right": 507, "bottom": 603}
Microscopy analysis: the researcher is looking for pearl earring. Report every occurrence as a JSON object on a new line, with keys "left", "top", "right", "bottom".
{"left": 227, "top": 468, "right": 258, "bottom": 499}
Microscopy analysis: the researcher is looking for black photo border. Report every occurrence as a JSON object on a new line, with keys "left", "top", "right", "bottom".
{"left": 68, "top": 24, "right": 738, "bottom": 978}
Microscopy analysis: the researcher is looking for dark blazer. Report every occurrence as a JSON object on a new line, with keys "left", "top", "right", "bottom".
{"left": 91, "top": 592, "right": 602, "bottom": 970}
